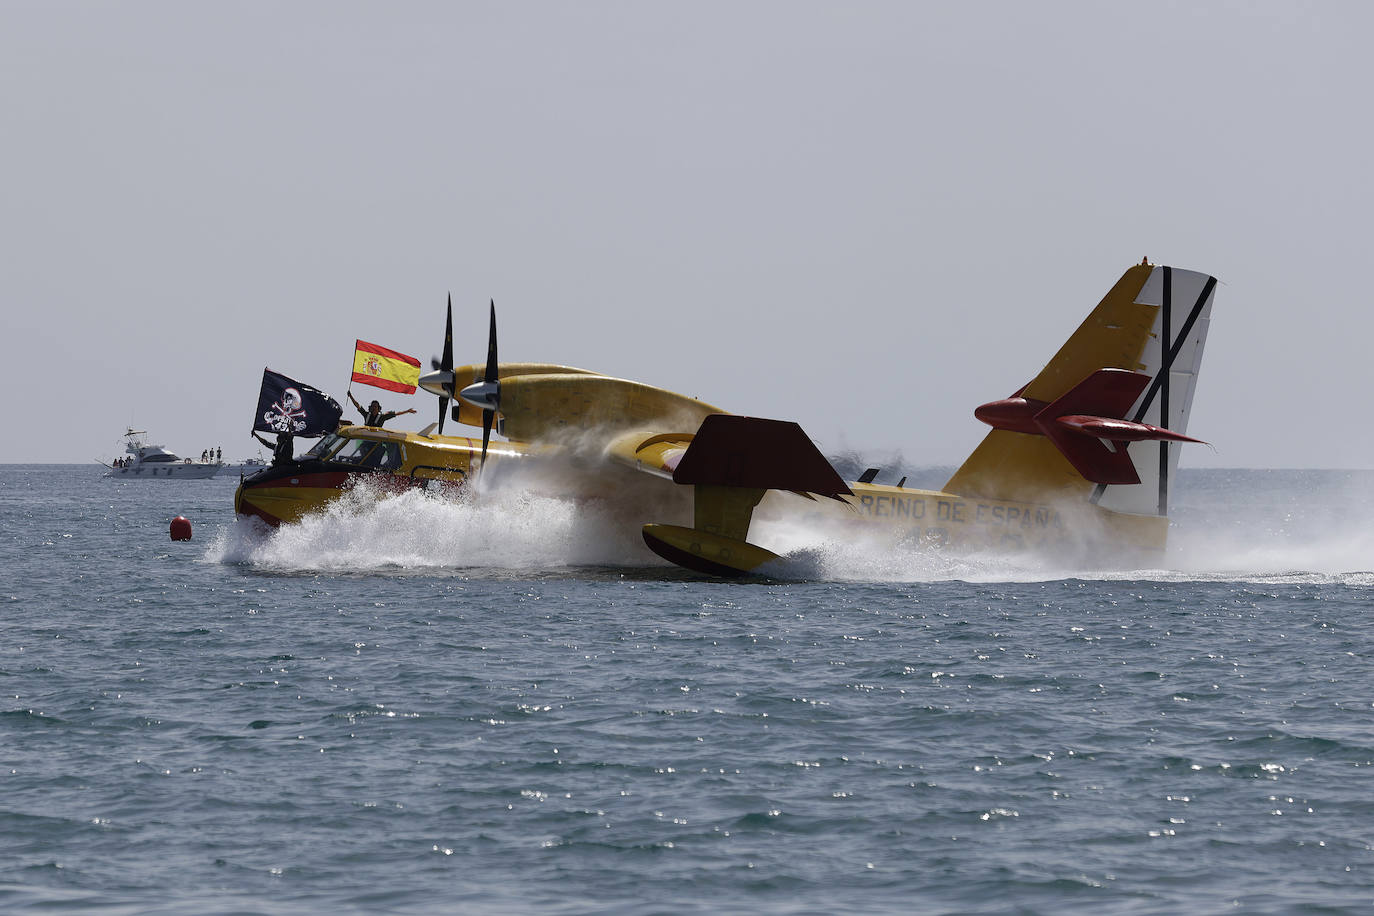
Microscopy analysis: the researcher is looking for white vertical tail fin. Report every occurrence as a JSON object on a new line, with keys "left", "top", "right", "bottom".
{"left": 1094, "top": 265, "right": 1216, "bottom": 516}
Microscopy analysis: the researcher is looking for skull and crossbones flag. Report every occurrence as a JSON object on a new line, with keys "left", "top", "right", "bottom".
{"left": 253, "top": 369, "right": 343, "bottom": 437}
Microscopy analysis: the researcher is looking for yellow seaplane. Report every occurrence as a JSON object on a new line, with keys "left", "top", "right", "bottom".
{"left": 234, "top": 260, "right": 1217, "bottom": 576}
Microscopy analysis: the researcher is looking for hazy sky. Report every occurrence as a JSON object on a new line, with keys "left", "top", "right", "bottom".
{"left": 4, "top": 1, "right": 1369, "bottom": 467}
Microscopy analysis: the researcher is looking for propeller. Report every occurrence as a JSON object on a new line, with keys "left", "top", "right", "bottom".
{"left": 436, "top": 294, "right": 455, "bottom": 434}
{"left": 458, "top": 300, "right": 500, "bottom": 471}
{"left": 479, "top": 301, "right": 499, "bottom": 469}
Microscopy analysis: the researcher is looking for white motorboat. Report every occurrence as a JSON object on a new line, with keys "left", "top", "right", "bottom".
{"left": 220, "top": 456, "right": 269, "bottom": 474}
{"left": 104, "top": 429, "right": 222, "bottom": 479}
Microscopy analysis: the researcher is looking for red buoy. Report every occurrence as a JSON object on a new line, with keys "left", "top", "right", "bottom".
{"left": 170, "top": 516, "right": 192, "bottom": 541}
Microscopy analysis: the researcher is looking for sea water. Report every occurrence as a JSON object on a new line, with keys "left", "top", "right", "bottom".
{"left": 3, "top": 465, "right": 1373, "bottom": 914}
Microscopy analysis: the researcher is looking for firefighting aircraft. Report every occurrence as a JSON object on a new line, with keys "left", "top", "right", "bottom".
{"left": 234, "top": 260, "right": 1216, "bottom": 576}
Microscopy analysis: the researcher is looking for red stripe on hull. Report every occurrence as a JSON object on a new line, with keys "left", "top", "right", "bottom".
{"left": 235, "top": 469, "right": 417, "bottom": 527}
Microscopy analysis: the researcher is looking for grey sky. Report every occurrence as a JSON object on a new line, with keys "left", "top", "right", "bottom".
{"left": 3, "top": 1, "right": 1367, "bottom": 467}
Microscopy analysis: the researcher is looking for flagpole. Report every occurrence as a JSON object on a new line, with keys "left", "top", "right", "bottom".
{"left": 346, "top": 339, "right": 354, "bottom": 401}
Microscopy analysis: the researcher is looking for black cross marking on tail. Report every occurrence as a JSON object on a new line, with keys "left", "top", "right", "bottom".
{"left": 1090, "top": 268, "right": 1217, "bottom": 513}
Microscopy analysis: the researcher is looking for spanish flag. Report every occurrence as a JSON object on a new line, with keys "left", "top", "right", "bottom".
{"left": 352, "top": 340, "right": 421, "bottom": 394}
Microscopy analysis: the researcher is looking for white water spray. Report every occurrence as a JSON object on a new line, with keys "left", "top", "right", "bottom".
{"left": 207, "top": 468, "right": 1374, "bottom": 585}
{"left": 209, "top": 475, "right": 660, "bottom": 573}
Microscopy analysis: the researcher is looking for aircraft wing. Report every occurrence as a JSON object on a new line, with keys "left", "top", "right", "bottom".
{"left": 441, "top": 365, "right": 726, "bottom": 444}
{"left": 604, "top": 414, "right": 852, "bottom": 576}
{"left": 604, "top": 429, "right": 696, "bottom": 480}
{"left": 606, "top": 415, "right": 851, "bottom": 498}
{"left": 498, "top": 374, "right": 724, "bottom": 443}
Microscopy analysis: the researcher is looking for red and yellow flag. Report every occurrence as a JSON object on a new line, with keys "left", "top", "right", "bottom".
{"left": 351, "top": 340, "right": 421, "bottom": 394}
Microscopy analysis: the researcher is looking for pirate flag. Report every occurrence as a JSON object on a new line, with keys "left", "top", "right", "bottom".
{"left": 253, "top": 369, "right": 342, "bottom": 437}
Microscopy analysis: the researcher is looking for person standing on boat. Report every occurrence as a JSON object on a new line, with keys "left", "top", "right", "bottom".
{"left": 348, "top": 392, "right": 416, "bottom": 427}
{"left": 252, "top": 431, "right": 295, "bottom": 465}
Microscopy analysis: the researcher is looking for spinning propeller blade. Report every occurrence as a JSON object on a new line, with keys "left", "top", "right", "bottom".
{"left": 437, "top": 293, "right": 454, "bottom": 434}
{"left": 484, "top": 300, "right": 498, "bottom": 384}
{"left": 481, "top": 408, "right": 494, "bottom": 467}
{"left": 480, "top": 300, "right": 497, "bottom": 468}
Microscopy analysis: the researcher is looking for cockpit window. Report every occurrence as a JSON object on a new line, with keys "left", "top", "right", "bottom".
{"left": 310, "top": 434, "right": 402, "bottom": 469}
{"left": 359, "top": 441, "right": 403, "bottom": 470}
{"left": 305, "top": 433, "right": 344, "bottom": 460}
{"left": 332, "top": 438, "right": 378, "bottom": 466}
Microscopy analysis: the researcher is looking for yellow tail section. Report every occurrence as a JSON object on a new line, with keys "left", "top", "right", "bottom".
{"left": 944, "top": 261, "right": 1216, "bottom": 514}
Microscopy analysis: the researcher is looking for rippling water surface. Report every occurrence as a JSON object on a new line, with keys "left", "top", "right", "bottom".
{"left": 4, "top": 465, "right": 1374, "bottom": 913}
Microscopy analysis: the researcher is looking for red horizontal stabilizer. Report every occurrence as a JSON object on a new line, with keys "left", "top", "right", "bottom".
{"left": 1038, "top": 368, "right": 1149, "bottom": 421}
{"left": 1032, "top": 368, "right": 1151, "bottom": 485}
{"left": 672, "top": 414, "right": 852, "bottom": 498}
{"left": 972, "top": 367, "right": 1206, "bottom": 486}
{"left": 1054, "top": 415, "right": 1204, "bottom": 444}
